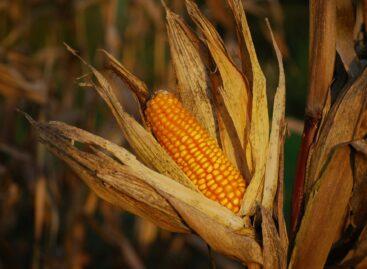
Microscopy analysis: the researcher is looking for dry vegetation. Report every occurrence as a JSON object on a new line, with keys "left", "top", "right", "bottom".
{"left": 1, "top": 0, "right": 367, "bottom": 268}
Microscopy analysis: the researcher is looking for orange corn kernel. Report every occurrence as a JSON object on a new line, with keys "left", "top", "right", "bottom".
{"left": 145, "top": 91, "right": 246, "bottom": 213}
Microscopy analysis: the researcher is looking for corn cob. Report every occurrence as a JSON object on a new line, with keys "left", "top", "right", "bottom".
{"left": 145, "top": 91, "right": 246, "bottom": 213}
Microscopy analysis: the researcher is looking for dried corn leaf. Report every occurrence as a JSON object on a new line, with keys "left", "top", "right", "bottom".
{"left": 100, "top": 49, "right": 149, "bottom": 106}
{"left": 336, "top": 0, "right": 357, "bottom": 71}
{"left": 171, "top": 196, "right": 263, "bottom": 265}
{"left": 26, "top": 116, "right": 189, "bottom": 233}
{"left": 28, "top": 117, "right": 263, "bottom": 264}
{"left": 65, "top": 45, "right": 197, "bottom": 191}
{"left": 226, "top": 0, "right": 269, "bottom": 176}
{"left": 340, "top": 224, "right": 367, "bottom": 267}
{"left": 350, "top": 140, "right": 367, "bottom": 229}
{"left": 290, "top": 145, "right": 353, "bottom": 269}
{"left": 93, "top": 72, "right": 196, "bottom": 190}
{"left": 164, "top": 6, "right": 217, "bottom": 139}
{"left": 42, "top": 121, "right": 250, "bottom": 232}
{"left": 226, "top": 0, "right": 270, "bottom": 216}
{"left": 306, "top": 68, "right": 367, "bottom": 192}
{"left": 261, "top": 208, "right": 285, "bottom": 269}
{"left": 211, "top": 74, "right": 250, "bottom": 179}
{"left": 306, "top": 0, "right": 336, "bottom": 119}
{"left": 275, "top": 142, "right": 288, "bottom": 267}
{"left": 260, "top": 22, "right": 287, "bottom": 269}
{"left": 186, "top": 0, "right": 251, "bottom": 158}
{"left": 262, "top": 20, "right": 286, "bottom": 211}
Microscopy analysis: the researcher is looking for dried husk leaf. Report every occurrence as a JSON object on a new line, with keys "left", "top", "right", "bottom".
{"left": 226, "top": 0, "right": 270, "bottom": 216}
{"left": 336, "top": 0, "right": 357, "bottom": 71}
{"left": 289, "top": 145, "right": 353, "bottom": 269}
{"left": 340, "top": 224, "right": 367, "bottom": 267}
{"left": 171, "top": 196, "right": 263, "bottom": 265}
{"left": 185, "top": 0, "right": 252, "bottom": 169}
{"left": 306, "top": 0, "right": 336, "bottom": 119}
{"left": 275, "top": 141, "right": 288, "bottom": 268}
{"left": 260, "top": 21, "right": 287, "bottom": 269}
{"left": 100, "top": 49, "right": 149, "bottom": 106}
{"left": 26, "top": 117, "right": 189, "bottom": 233}
{"left": 350, "top": 140, "right": 367, "bottom": 229}
{"left": 262, "top": 20, "right": 286, "bottom": 211}
{"left": 211, "top": 73, "right": 250, "bottom": 180}
{"left": 306, "top": 68, "right": 367, "bottom": 193}
{"left": 28, "top": 117, "right": 263, "bottom": 264}
{"left": 226, "top": 0, "right": 269, "bottom": 171}
{"left": 164, "top": 6, "right": 217, "bottom": 139}
{"left": 64, "top": 45, "right": 197, "bottom": 191}
{"left": 261, "top": 208, "right": 285, "bottom": 269}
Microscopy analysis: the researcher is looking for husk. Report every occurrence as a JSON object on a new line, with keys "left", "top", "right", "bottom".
{"left": 336, "top": 0, "right": 357, "bottom": 72}
{"left": 225, "top": 0, "right": 270, "bottom": 216}
{"left": 306, "top": 68, "right": 367, "bottom": 194}
{"left": 164, "top": 5, "right": 217, "bottom": 140}
{"left": 185, "top": 0, "right": 252, "bottom": 174}
{"left": 100, "top": 49, "right": 149, "bottom": 106}
{"left": 262, "top": 20, "right": 286, "bottom": 211}
{"left": 290, "top": 145, "right": 353, "bottom": 269}
{"left": 26, "top": 115, "right": 263, "bottom": 265}
{"left": 260, "top": 20, "right": 287, "bottom": 269}
{"left": 65, "top": 44, "right": 197, "bottom": 191}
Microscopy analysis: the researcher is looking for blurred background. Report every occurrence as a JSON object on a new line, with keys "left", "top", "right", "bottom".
{"left": 0, "top": 0, "right": 307, "bottom": 268}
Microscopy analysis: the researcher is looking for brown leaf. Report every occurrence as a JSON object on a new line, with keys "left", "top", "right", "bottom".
{"left": 336, "top": 0, "right": 357, "bottom": 71}
{"left": 306, "top": 0, "right": 336, "bottom": 119}
{"left": 211, "top": 73, "right": 250, "bottom": 179}
{"left": 350, "top": 140, "right": 367, "bottom": 229}
{"left": 226, "top": 0, "right": 269, "bottom": 180}
{"left": 64, "top": 45, "right": 197, "bottom": 191}
{"left": 262, "top": 19, "right": 286, "bottom": 211}
{"left": 290, "top": 145, "right": 353, "bottom": 269}
{"left": 340, "top": 224, "right": 367, "bottom": 267}
{"left": 261, "top": 208, "right": 286, "bottom": 269}
{"left": 100, "top": 49, "right": 149, "bottom": 107}
{"left": 225, "top": 0, "right": 270, "bottom": 216}
{"left": 306, "top": 68, "right": 367, "bottom": 193}
{"left": 26, "top": 116, "right": 189, "bottom": 233}
{"left": 164, "top": 5, "right": 217, "bottom": 139}
{"left": 186, "top": 0, "right": 252, "bottom": 170}
{"left": 170, "top": 195, "right": 263, "bottom": 265}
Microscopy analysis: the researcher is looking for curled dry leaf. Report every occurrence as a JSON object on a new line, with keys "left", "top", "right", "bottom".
{"left": 340, "top": 224, "right": 367, "bottom": 267}
{"left": 350, "top": 140, "right": 367, "bottom": 229}
{"left": 225, "top": 0, "right": 270, "bottom": 217}
{"left": 64, "top": 44, "right": 196, "bottom": 191}
{"left": 261, "top": 208, "right": 285, "bottom": 269}
{"left": 164, "top": 6, "right": 217, "bottom": 140}
{"left": 260, "top": 20, "right": 287, "bottom": 269}
{"left": 185, "top": 0, "right": 252, "bottom": 172}
{"left": 262, "top": 19, "right": 286, "bottom": 211}
{"left": 290, "top": 145, "right": 353, "bottom": 269}
{"left": 25, "top": 116, "right": 189, "bottom": 233}
{"left": 306, "top": 68, "right": 367, "bottom": 193}
{"left": 336, "top": 0, "right": 357, "bottom": 71}
{"left": 25, "top": 116, "right": 263, "bottom": 265}
{"left": 100, "top": 49, "right": 149, "bottom": 107}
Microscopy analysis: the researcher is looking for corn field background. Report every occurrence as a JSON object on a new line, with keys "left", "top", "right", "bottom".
{"left": 1, "top": 0, "right": 362, "bottom": 268}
